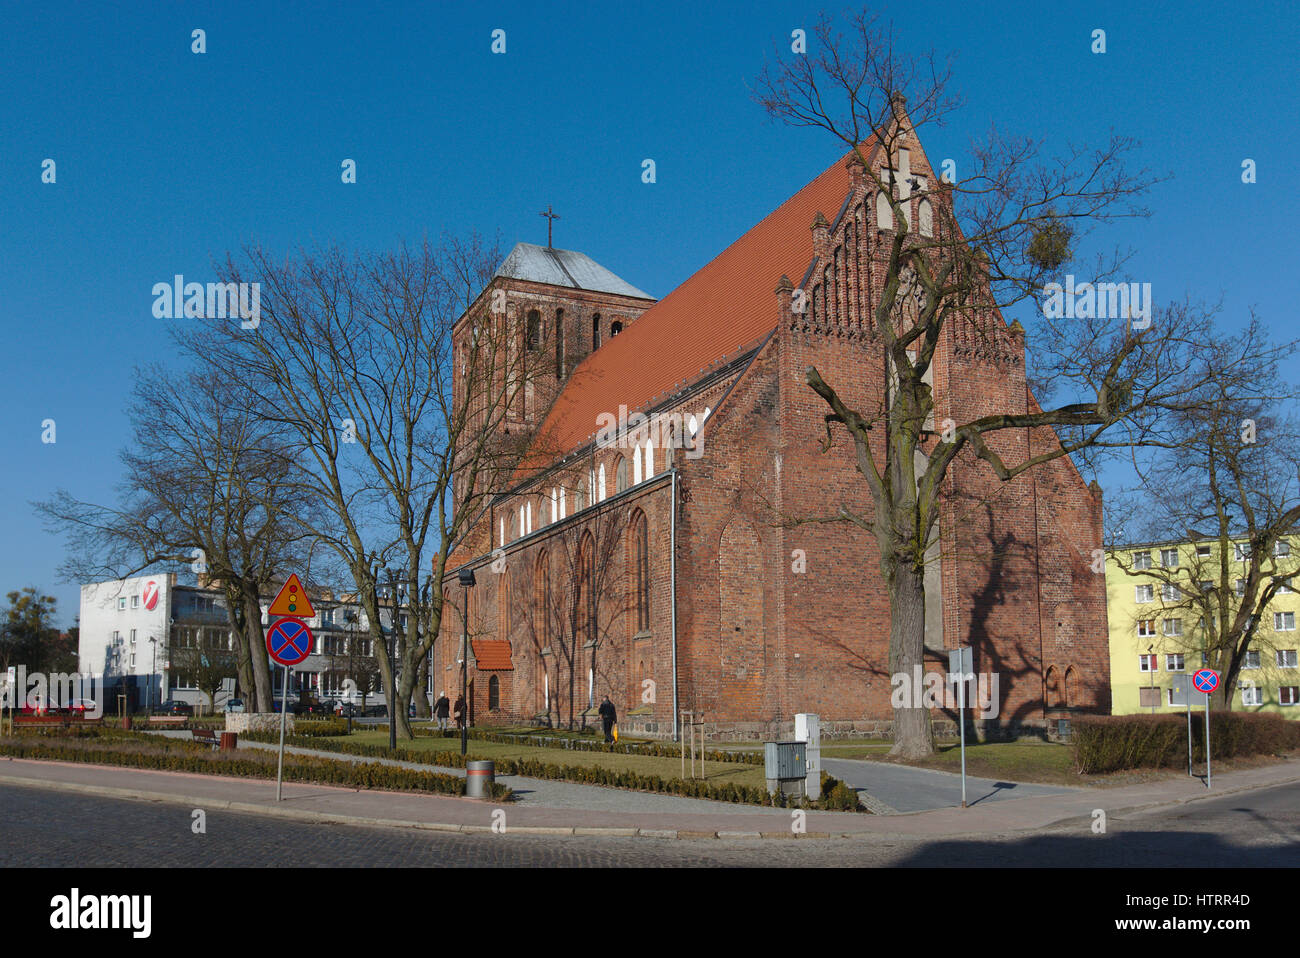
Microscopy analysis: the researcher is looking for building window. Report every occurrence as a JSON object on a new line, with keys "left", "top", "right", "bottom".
{"left": 560, "top": 485, "right": 568, "bottom": 518}
{"left": 1199, "top": 580, "right": 1213, "bottom": 592}
{"left": 1138, "top": 654, "right": 1158, "bottom": 672}
{"left": 534, "top": 551, "right": 551, "bottom": 648}
{"left": 631, "top": 511, "right": 649, "bottom": 634}
{"left": 1277, "top": 577, "right": 1293, "bottom": 594}
{"left": 1235, "top": 542, "right": 1251, "bottom": 561}
{"left": 615, "top": 457, "right": 628, "bottom": 494}
{"left": 1235, "top": 579, "right": 1246, "bottom": 597}
{"left": 592, "top": 313, "right": 601, "bottom": 351}
{"left": 1163, "top": 618, "right": 1182, "bottom": 637}
{"left": 1244, "top": 650, "right": 1261, "bottom": 669}
{"left": 1277, "top": 649, "right": 1298, "bottom": 668}
{"left": 1275, "top": 612, "right": 1295, "bottom": 632}
{"left": 1138, "top": 686, "right": 1161, "bottom": 708}
{"left": 1196, "top": 544, "right": 1211, "bottom": 558}
{"left": 1242, "top": 685, "right": 1262, "bottom": 706}
{"left": 1280, "top": 686, "right": 1299, "bottom": 706}
{"left": 1276, "top": 539, "right": 1291, "bottom": 557}
{"left": 642, "top": 438, "right": 654, "bottom": 479}
{"left": 526, "top": 310, "right": 541, "bottom": 351}
{"left": 1165, "top": 653, "right": 1185, "bottom": 671}
{"left": 1160, "top": 548, "right": 1179, "bottom": 568}
{"left": 131, "top": 595, "right": 139, "bottom": 609}
{"left": 1135, "top": 585, "right": 1154, "bottom": 603}
{"left": 118, "top": 597, "right": 126, "bottom": 611}
{"left": 598, "top": 463, "right": 607, "bottom": 501}
{"left": 633, "top": 444, "right": 643, "bottom": 485}
{"left": 1160, "top": 583, "right": 1180, "bottom": 602}
{"left": 488, "top": 674, "right": 500, "bottom": 710}
{"left": 1137, "top": 620, "right": 1156, "bottom": 638}
{"left": 875, "top": 191, "right": 894, "bottom": 230}
{"left": 1132, "top": 551, "right": 1152, "bottom": 570}
{"left": 610, "top": 321, "right": 623, "bottom": 336}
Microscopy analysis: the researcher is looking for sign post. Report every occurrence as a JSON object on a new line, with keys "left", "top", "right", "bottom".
{"left": 948, "top": 647, "right": 973, "bottom": 808}
{"left": 1192, "top": 669, "right": 1219, "bottom": 789}
{"left": 265, "top": 592, "right": 314, "bottom": 802}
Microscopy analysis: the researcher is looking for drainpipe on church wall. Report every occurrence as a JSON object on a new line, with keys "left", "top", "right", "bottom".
{"left": 670, "top": 467, "right": 680, "bottom": 742}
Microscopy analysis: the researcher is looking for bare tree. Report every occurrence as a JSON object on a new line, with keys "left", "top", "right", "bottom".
{"left": 752, "top": 12, "right": 1282, "bottom": 756}
{"left": 189, "top": 234, "right": 533, "bottom": 740}
{"left": 35, "top": 365, "right": 312, "bottom": 712}
{"left": 171, "top": 640, "right": 239, "bottom": 715}
{"left": 1107, "top": 325, "right": 1300, "bottom": 708}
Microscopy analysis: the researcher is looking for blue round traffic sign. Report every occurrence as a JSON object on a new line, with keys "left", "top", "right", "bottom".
{"left": 1192, "top": 669, "right": 1219, "bottom": 694}
{"left": 266, "top": 617, "right": 313, "bottom": 666}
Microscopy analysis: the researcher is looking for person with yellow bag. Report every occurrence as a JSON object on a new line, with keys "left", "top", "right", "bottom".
{"left": 598, "top": 695, "right": 618, "bottom": 744}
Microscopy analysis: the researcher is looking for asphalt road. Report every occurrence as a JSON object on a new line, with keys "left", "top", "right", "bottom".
{"left": 2, "top": 779, "right": 1297, "bottom": 867}
{"left": 822, "top": 756, "right": 1075, "bottom": 812}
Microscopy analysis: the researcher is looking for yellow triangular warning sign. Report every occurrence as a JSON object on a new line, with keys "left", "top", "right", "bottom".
{"left": 268, "top": 574, "right": 315, "bottom": 618}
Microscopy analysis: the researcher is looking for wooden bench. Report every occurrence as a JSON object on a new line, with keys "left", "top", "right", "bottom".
{"left": 191, "top": 728, "right": 221, "bottom": 748}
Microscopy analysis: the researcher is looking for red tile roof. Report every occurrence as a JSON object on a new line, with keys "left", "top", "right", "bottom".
{"left": 523, "top": 147, "right": 868, "bottom": 468}
{"left": 471, "top": 639, "right": 514, "bottom": 671}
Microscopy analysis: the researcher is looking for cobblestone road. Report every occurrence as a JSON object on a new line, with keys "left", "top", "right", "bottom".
{"left": 2, "top": 781, "right": 1296, "bottom": 867}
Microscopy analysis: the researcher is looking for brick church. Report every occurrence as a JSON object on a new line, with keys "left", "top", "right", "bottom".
{"left": 437, "top": 119, "right": 1111, "bottom": 740}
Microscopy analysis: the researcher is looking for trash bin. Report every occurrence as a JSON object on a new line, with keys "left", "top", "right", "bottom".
{"left": 220, "top": 732, "right": 237, "bottom": 751}
{"left": 466, "top": 760, "right": 495, "bottom": 799}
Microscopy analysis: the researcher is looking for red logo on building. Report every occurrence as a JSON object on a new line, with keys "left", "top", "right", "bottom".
{"left": 142, "top": 580, "right": 159, "bottom": 611}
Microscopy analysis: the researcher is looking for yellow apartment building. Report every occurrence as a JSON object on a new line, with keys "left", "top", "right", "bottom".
{"left": 1107, "top": 536, "right": 1300, "bottom": 717}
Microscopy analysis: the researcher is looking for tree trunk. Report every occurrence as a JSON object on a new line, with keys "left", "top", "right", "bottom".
{"left": 413, "top": 655, "right": 431, "bottom": 718}
{"left": 240, "top": 582, "right": 274, "bottom": 713}
{"left": 887, "top": 557, "right": 936, "bottom": 758}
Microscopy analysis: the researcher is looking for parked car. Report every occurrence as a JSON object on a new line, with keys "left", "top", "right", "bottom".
{"left": 299, "top": 698, "right": 332, "bottom": 716}
{"left": 153, "top": 700, "right": 193, "bottom": 716}
{"left": 222, "top": 698, "right": 245, "bottom": 713}
{"left": 335, "top": 702, "right": 364, "bottom": 718}
{"left": 67, "top": 698, "right": 99, "bottom": 716}
{"left": 363, "top": 704, "right": 388, "bottom": 717}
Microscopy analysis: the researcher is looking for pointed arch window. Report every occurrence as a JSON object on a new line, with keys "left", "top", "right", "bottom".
{"left": 631, "top": 510, "right": 650, "bottom": 633}
{"left": 526, "top": 310, "right": 541, "bottom": 350}
{"left": 534, "top": 550, "right": 551, "bottom": 649}
{"left": 610, "top": 320, "right": 623, "bottom": 336}
{"left": 643, "top": 438, "right": 654, "bottom": 479}
{"left": 598, "top": 463, "right": 608, "bottom": 501}
{"left": 488, "top": 674, "right": 500, "bottom": 710}
{"left": 615, "top": 457, "right": 628, "bottom": 493}
{"left": 633, "top": 445, "right": 643, "bottom": 485}
{"left": 592, "top": 313, "right": 601, "bottom": 350}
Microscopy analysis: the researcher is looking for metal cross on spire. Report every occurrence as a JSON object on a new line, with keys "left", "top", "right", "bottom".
{"left": 540, "top": 205, "right": 560, "bottom": 248}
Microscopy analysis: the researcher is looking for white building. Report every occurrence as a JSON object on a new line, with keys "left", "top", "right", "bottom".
{"left": 79, "top": 573, "right": 422, "bottom": 712}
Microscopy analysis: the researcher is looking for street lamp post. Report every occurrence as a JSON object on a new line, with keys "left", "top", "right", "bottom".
{"left": 458, "top": 567, "right": 476, "bottom": 757}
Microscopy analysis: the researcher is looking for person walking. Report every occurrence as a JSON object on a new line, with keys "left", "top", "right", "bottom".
{"left": 598, "top": 695, "right": 617, "bottom": 744}
{"left": 453, "top": 693, "right": 466, "bottom": 730}
{"left": 434, "top": 691, "right": 451, "bottom": 732}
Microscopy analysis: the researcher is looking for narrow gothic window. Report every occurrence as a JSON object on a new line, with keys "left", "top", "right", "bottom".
{"left": 633, "top": 445, "right": 643, "bottom": 485}
{"left": 526, "top": 310, "right": 541, "bottom": 350}
{"left": 643, "top": 438, "right": 654, "bottom": 478}
{"left": 615, "top": 457, "right": 628, "bottom": 493}
{"left": 555, "top": 308, "right": 565, "bottom": 376}
{"left": 598, "top": 463, "right": 608, "bottom": 501}
{"left": 632, "top": 511, "right": 650, "bottom": 633}
{"left": 488, "top": 674, "right": 500, "bottom": 711}
{"left": 592, "top": 313, "right": 601, "bottom": 351}
{"left": 918, "top": 199, "right": 934, "bottom": 238}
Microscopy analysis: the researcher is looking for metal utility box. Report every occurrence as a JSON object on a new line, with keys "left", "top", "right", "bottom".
{"left": 764, "top": 741, "right": 807, "bottom": 798}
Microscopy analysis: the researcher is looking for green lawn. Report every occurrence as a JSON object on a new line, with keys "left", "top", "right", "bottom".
{"left": 339, "top": 729, "right": 770, "bottom": 790}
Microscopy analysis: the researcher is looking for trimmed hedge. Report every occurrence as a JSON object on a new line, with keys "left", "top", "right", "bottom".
{"left": 0, "top": 729, "right": 511, "bottom": 800}
{"left": 1072, "top": 712, "right": 1300, "bottom": 774}
{"left": 243, "top": 730, "right": 865, "bottom": 811}
{"left": 369, "top": 724, "right": 765, "bottom": 765}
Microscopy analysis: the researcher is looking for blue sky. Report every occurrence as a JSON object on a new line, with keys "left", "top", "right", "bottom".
{"left": 2, "top": 0, "right": 1297, "bottom": 626}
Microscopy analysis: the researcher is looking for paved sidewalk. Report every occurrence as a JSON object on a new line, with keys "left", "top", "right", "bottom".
{"left": 3, "top": 755, "right": 1296, "bottom": 840}
{"left": 823, "top": 757, "right": 1075, "bottom": 813}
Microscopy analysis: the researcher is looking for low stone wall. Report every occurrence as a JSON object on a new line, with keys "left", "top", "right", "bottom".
{"left": 225, "top": 712, "right": 293, "bottom": 735}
